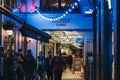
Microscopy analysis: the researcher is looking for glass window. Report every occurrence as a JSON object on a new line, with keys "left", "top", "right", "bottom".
{"left": 40, "top": 0, "right": 81, "bottom": 13}
{"left": 4, "top": 0, "right": 17, "bottom": 9}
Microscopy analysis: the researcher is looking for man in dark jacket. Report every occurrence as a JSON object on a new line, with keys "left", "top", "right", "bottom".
{"left": 53, "top": 50, "right": 64, "bottom": 80}
{"left": 24, "top": 49, "right": 35, "bottom": 80}
{"left": 16, "top": 49, "right": 24, "bottom": 80}
{"left": 67, "top": 53, "right": 73, "bottom": 70}
{"left": 7, "top": 50, "right": 18, "bottom": 80}
{"left": 45, "top": 51, "right": 53, "bottom": 80}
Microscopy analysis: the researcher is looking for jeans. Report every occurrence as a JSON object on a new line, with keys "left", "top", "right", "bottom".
{"left": 54, "top": 71, "right": 62, "bottom": 80}
{"left": 37, "top": 71, "right": 45, "bottom": 80}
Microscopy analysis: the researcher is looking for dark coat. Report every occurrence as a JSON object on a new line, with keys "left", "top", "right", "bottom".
{"left": 45, "top": 56, "right": 53, "bottom": 72}
{"left": 67, "top": 55, "right": 73, "bottom": 65}
{"left": 53, "top": 56, "right": 64, "bottom": 72}
{"left": 24, "top": 55, "right": 35, "bottom": 72}
{"left": 7, "top": 55, "right": 18, "bottom": 70}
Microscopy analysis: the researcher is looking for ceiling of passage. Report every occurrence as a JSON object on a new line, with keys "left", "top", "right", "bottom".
{"left": 46, "top": 31, "right": 84, "bottom": 48}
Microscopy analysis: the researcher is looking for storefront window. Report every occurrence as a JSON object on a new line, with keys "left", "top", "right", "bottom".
{"left": 4, "top": 0, "right": 81, "bottom": 13}
{"left": 4, "top": 0, "right": 17, "bottom": 9}
{"left": 4, "top": 31, "right": 15, "bottom": 54}
{"left": 40, "top": 0, "right": 81, "bottom": 13}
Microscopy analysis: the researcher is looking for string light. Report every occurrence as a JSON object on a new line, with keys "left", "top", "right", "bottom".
{"left": 36, "top": 0, "right": 81, "bottom": 21}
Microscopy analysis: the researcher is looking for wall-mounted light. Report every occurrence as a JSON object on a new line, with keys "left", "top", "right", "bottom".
{"left": 7, "top": 30, "right": 13, "bottom": 35}
{"left": 27, "top": 37, "right": 32, "bottom": 43}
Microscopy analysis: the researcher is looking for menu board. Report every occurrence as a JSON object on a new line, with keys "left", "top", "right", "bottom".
{"left": 73, "top": 58, "right": 81, "bottom": 73}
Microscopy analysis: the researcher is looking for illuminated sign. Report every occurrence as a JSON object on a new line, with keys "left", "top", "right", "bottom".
{"left": 76, "top": 38, "right": 84, "bottom": 44}
{"left": 82, "top": 6, "right": 94, "bottom": 15}
{"left": 52, "top": 18, "right": 70, "bottom": 26}
{"left": 84, "top": 9, "right": 93, "bottom": 14}
{"left": 14, "top": 13, "right": 93, "bottom": 30}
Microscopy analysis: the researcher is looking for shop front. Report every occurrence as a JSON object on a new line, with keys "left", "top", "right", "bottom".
{"left": 0, "top": 6, "right": 51, "bottom": 57}
{"left": 2, "top": 21, "right": 51, "bottom": 57}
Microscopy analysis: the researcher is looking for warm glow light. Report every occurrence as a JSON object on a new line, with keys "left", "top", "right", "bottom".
{"left": 7, "top": 30, "right": 13, "bottom": 35}
{"left": 27, "top": 37, "right": 32, "bottom": 43}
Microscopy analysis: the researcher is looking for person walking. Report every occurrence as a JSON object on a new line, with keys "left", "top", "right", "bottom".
{"left": 3, "top": 49, "right": 10, "bottom": 80}
{"left": 16, "top": 49, "right": 25, "bottom": 80}
{"left": 67, "top": 53, "right": 73, "bottom": 70}
{"left": 45, "top": 51, "right": 53, "bottom": 80}
{"left": 6, "top": 50, "right": 18, "bottom": 80}
{"left": 24, "top": 49, "right": 35, "bottom": 80}
{"left": 35, "top": 51, "right": 46, "bottom": 80}
{"left": 53, "top": 50, "right": 64, "bottom": 80}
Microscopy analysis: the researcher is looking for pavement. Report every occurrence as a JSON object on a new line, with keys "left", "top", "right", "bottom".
{"left": 62, "top": 68, "right": 84, "bottom": 80}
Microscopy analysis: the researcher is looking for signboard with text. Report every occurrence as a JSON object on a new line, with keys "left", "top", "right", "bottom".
{"left": 73, "top": 58, "right": 81, "bottom": 73}
{"left": 15, "top": 13, "right": 93, "bottom": 30}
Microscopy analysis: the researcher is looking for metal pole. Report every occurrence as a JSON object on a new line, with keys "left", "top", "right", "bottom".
{"left": 101, "top": 0, "right": 112, "bottom": 80}
{"left": 114, "top": 0, "right": 120, "bottom": 79}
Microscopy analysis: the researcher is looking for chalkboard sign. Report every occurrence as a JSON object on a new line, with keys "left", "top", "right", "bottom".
{"left": 73, "top": 58, "right": 81, "bottom": 73}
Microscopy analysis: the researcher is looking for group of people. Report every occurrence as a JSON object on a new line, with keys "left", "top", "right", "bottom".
{"left": 35, "top": 50, "right": 64, "bottom": 80}
{"left": 4, "top": 49, "right": 35, "bottom": 80}
{"left": 3, "top": 49, "right": 65, "bottom": 80}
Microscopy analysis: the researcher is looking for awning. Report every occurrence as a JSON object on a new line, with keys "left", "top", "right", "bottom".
{"left": 2, "top": 20, "right": 16, "bottom": 30}
{"left": 3, "top": 21, "right": 51, "bottom": 43}
{"left": 0, "top": 6, "right": 51, "bottom": 43}
{"left": 0, "top": 5, "right": 24, "bottom": 24}
{"left": 19, "top": 23, "right": 51, "bottom": 43}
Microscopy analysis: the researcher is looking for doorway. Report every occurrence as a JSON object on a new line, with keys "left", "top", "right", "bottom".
{"left": 47, "top": 31, "right": 85, "bottom": 80}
